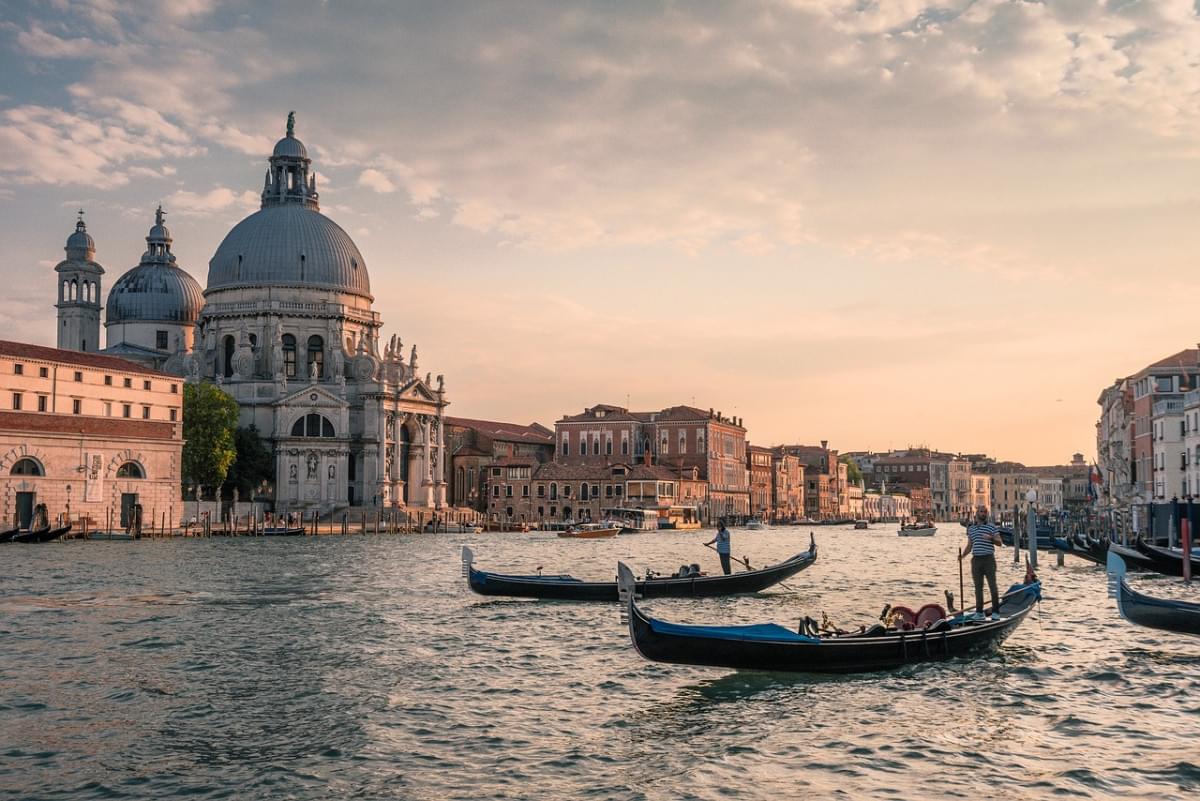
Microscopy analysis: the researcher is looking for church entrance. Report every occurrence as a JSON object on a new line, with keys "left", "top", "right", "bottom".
{"left": 120, "top": 493, "right": 139, "bottom": 529}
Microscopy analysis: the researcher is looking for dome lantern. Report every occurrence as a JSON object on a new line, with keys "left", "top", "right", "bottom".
{"left": 263, "top": 111, "right": 318, "bottom": 211}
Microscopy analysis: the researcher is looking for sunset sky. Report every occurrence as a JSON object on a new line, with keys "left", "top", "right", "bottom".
{"left": 3, "top": 1, "right": 1200, "bottom": 464}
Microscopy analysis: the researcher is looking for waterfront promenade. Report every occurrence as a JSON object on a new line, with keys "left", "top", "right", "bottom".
{"left": 1, "top": 525, "right": 1196, "bottom": 800}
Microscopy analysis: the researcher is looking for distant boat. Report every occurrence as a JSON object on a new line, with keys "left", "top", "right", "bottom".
{"left": 853, "top": 520, "right": 869, "bottom": 530}
{"left": 558, "top": 523, "right": 620, "bottom": 539}
{"left": 88, "top": 530, "right": 138, "bottom": 541}
{"left": 898, "top": 523, "right": 936, "bottom": 537}
{"left": 745, "top": 519, "right": 764, "bottom": 531}
{"left": 12, "top": 524, "right": 71, "bottom": 543}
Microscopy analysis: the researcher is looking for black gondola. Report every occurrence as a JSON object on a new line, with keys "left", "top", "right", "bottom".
{"left": 1052, "top": 534, "right": 1107, "bottom": 565}
{"left": 12, "top": 524, "right": 71, "bottom": 543}
{"left": 1107, "top": 542, "right": 1158, "bottom": 572}
{"left": 0, "top": 526, "right": 19, "bottom": 543}
{"left": 615, "top": 562, "right": 1041, "bottom": 674}
{"left": 462, "top": 535, "right": 817, "bottom": 601}
{"left": 1132, "top": 540, "right": 1200, "bottom": 578}
{"left": 1108, "top": 553, "right": 1200, "bottom": 637}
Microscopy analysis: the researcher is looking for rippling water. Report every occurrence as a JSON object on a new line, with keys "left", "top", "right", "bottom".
{"left": 1, "top": 525, "right": 1197, "bottom": 800}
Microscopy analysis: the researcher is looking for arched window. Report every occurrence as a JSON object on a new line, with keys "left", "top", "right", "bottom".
{"left": 223, "top": 335, "right": 236, "bottom": 378}
{"left": 398, "top": 423, "right": 411, "bottom": 483}
{"left": 580, "top": 483, "right": 589, "bottom": 500}
{"left": 281, "top": 334, "right": 297, "bottom": 378}
{"left": 307, "top": 335, "right": 324, "bottom": 378}
{"left": 290, "top": 413, "right": 336, "bottom": 438}
{"left": 10, "top": 458, "right": 43, "bottom": 476}
{"left": 550, "top": 482, "right": 558, "bottom": 500}
{"left": 593, "top": 438, "right": 600, "bottom": 456}
{"left": 116, "top": 461, "right": 144, "bottom": 479}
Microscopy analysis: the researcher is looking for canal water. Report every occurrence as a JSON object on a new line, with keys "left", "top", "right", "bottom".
{"left": 1, "top": 524, "right": 1197, "bottom": 799}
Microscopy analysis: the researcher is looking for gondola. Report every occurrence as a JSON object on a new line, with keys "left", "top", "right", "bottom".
{"left": 1132, "top": 540, "right": 1200, "bottom": 578}
{"left": 1051, "top": 534, "right": 1107, "bottom": 565}
{"left": 1107, "top": 542, "right": 1157, "bottom": 572}
{"left": 261, "top": 526, "right": 307, "bottom": 536}
{"left": 0, "top": 525, "right": 20, "bottom": 543}
{"left": 1108, "top": 553, "right": 1200, "bottom": 636}
{"left": 12, "top": 524, "right": 72, "bottom": 543}
{"left": 999, "top": 527, "right": 1056, "bottom": 550}
{"left": 462, "top": 534, "right": 817, "bottom": 601}
{"left": 616, "top": 562, "right": 1041, "bottom": 674}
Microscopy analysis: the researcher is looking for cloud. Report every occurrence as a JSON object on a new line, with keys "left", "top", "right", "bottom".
{"left": 357, "top": 168, "right": 396, "bottom": 193}
{"left": 163, "top": 186, "right": 258, "bottom": 217}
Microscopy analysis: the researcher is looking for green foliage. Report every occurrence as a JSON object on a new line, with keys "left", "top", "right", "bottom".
{"left": 226, "top": 425, "right": 274, "bottom": 500}
{"left": 840, "top": 456, "right": 863, "bottom": 485}
{"left": 182, "top": 383, "right": 239, "bottom": 498}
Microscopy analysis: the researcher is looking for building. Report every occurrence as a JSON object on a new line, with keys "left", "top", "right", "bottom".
{"left": 1127, "top": 349, "right": 1198, "bottom": 504}
{"left": 1151, "top": 398, "right": 1186, "bottom": 501}
{"left": 747, "top": 445, "right": 773, "bottom": 521}
{"left": 445, "top": 417, "right": 554, "bottom": 511}
{"left": 986, "top": 462, "right": 1038, "bottom": 522}
{"left": 0, "top": 340, "right": 182, "bottom": 529}
{"left": 969, "top": 473, "right": 992, "bottom": 516}
{"left": 552, "top": 404, "right": 750, "bottom": 522}
{"left": 845, "top": 482, "right": 864, "bottom": 519}
{"left": 1096, "top": 378, "right": 1133, "bottom": 517}
{"left": 54, "top": 115, "right": 451, "bottom": 514}
{"left": 770, "top": 450, "right": 805, "bottom": 523}
{"left": 783, "top": 442, "right": 841, "bottom": 520}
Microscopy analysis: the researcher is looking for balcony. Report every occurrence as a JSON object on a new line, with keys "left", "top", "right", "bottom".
{"left": 1152, "top": 398, "right": 1184, "bottom": 417}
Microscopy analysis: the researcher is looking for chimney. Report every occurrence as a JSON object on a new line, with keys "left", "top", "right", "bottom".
{"left": 820, "top": 440, "right": 828, "bottom": 450}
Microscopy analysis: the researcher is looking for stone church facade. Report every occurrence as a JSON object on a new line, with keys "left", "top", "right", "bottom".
{"left": 55, "top": 114, "right": 449, "bottom": 514}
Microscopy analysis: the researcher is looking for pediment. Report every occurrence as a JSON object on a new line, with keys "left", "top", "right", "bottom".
{"left": 399, "top": 379, "right": 438, "bottom": 403}
{"left": 276, "top": 384, "right": 348, "bottom": 410}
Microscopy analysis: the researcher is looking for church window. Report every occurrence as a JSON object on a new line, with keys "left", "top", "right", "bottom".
{"left": 282, "top": 335, "right": 297, "bottom": 378}
{"left": 223, "top": 336, "right": 235, "bottom": 378}
{"left": 156, "top": 331, "right": 168, "bottom": 350}
{"left": 10, "top": 458, "right": 43, "bottom": 476}
{"left": 291, "top": 413, "right": 336, "bottom": 438}
{"left": 116, "top": 461, "right": 144, "bottom": 479}
{"left": 307, "top": 335, "right": 324, "bottom": 378}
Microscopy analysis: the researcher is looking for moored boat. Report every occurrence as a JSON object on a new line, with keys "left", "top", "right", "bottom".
{"left": 1132, "top": 540, "right": 1200, "bottom": 578}
{"left": 88, "top": 530, "right": 138, "bottom": 541}
{"left": 898, "top": 523, "right": 936, "bottom": 537}
{"left": 12, "top": 524, "right": 72, "bottom": 543}
{"left": 616, "top": 562, "right": 1041, "bottom": 674}
{"left": 1108, "top": 552, "right": 1200, "bottom": 636}
{"left": 463, "top": 534, "right": 817, "bottom": 601}
{"left": 1051, "top": 534, "right": 1107, "bottom": 565}
{"left": 745, "top": 519, "right": 764, "bottom": 530}
{"left": 853, "top": 520, "right": 869, "bottom": 530}
{"left": 0, "top": 525, "right": 20, "bottom": 543}
{"left": 261, "top": 526, "right": 307, "bottom": 536}
{"left": 1108, "top": 542, "right": 1158, "bottom": 572}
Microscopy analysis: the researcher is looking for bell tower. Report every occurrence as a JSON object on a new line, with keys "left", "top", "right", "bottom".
{"left": 54, "top": 211, "right": 105, "bottom": 352}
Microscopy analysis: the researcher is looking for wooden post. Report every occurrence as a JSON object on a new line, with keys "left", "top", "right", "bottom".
{"left": 374, "top": 511, "right": 380, "bottom": 535}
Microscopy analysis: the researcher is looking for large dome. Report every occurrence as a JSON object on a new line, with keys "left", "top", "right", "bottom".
{"left": 206, "top": 205, "right": 371, "bottom": 298}
{"left": 107, "top": 263, "right": 204, "bottom": 323}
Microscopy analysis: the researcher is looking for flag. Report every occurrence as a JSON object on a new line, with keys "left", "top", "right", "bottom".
{"left": 1088, "top": 464, "right": 1102, "bottom": 504}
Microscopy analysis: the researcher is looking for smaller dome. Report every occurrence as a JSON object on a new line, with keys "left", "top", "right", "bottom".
{"left": 67, "top": 226, "right": 94, "bottom": 253}
{"left": 147, "top": 223, "right": 171, "bottom": 242}
{"left": 273, "top": 135, "right": 308, "bottom": 160}
{"left": 106, "top": 264, "right": 204, "bottom": 324}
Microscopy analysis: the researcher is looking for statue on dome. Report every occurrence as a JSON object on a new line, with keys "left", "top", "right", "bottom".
{"left": 287, "top": 111, "right": 295, "bottom": 138}
{"left": 409, "top": 344, "right": 418, "bottom": 372}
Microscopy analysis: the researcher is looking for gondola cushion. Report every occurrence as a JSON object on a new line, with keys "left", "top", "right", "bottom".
{"left": 648, "top": 619, "right": 821, "bottom": 644}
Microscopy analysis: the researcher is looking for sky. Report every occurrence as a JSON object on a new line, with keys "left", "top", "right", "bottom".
{"left": 3, "top": 0, "right": 1200, "bottom": 465}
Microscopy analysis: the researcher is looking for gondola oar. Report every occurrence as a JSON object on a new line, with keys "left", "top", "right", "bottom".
{"left": 704, "top": 543, "right": 800, "bottom": 591}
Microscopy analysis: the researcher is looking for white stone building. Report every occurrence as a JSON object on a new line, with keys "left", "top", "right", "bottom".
{"left": 1151, "top": 397, "right": 1186, "bottom": 501}
{"left": 55, "top": 114, "right": 449, "bottom": 515}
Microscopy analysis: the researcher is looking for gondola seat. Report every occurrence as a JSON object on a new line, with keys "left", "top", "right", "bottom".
{"left": 915, "top": 603, "right": 947, "bottom": 628}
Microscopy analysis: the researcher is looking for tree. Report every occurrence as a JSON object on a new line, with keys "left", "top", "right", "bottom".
{"left": 841, "top": 456, "right": 863, "bottom": 486}
{"left": 182, "top": 383, "right": 239, "bottom": 499}
{"left": 226, "top": 425, "right": 274, "bottom": 500}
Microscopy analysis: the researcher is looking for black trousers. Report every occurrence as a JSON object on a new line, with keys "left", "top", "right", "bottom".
{"left": 719, "top": 552, "right": 731, "bottom": 575}
{"left": 971, "top": 554, "right": 1000, "bottom": 613}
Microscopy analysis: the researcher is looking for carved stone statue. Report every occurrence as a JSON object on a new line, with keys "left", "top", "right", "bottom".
{"left": 409, "top": 344, "right": 418, "bottom": 372}
{"left": 289, "top": 463, "right": 298, "bottom": 481}
{"left": 328, "top": 464, "right": 335, "bottom": 480}
{"left": 287, "top": 110, "right": 295, "bottom": 137}
{"left": 306, "top": 452, "right": 318, "bottom": 480}
{"left": 437, "top": 374, "right": 445, "bottom": 394}
{"left": 309, "top": 359, "right": 319, "bottom": 382}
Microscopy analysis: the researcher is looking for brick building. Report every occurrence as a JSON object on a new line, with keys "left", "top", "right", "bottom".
{"left": 445, "top": 416, "right": 554, "bottom": 511}
{"left": 747, "top": 445, "right": 773, "bottom": 521}
{"left": 0, "top": 340, "right": 182, "bottom": 529}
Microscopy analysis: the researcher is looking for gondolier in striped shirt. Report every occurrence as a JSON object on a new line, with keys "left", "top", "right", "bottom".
{"left": 960, "top": 508, "right": 1003, "bottom": 620}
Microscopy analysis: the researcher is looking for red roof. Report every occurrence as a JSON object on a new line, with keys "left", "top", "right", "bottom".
{"left": 0, "top": 410, "right": 179, "bottom": 440}
{"left": 443, "top": 416, "right": 553, "bottom": 443}
{"left": 0, "top": 340, "right": 170, "bottom": 377}
{"left": 1140, "top": 348, "right": 1200, "bottom": 374}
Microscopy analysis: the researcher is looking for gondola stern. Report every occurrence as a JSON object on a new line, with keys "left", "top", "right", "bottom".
{"left": 461, "top": 545, "right": 475, "bottom": 578}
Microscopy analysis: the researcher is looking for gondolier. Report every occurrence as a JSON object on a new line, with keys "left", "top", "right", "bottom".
{"left": 707, "top": 522, "right": 733, "bottom": 575}
{"left": 961, "top": 507, "right": 1002, "bottom": 620}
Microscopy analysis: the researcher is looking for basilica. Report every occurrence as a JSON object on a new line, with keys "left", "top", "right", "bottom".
{"left": 51, "top": 114, "right": 449, "bottom": 514}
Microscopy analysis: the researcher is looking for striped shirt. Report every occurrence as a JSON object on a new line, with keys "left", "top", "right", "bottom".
{"left": 967, "top": 523, "right": 998, "bottom": 556}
